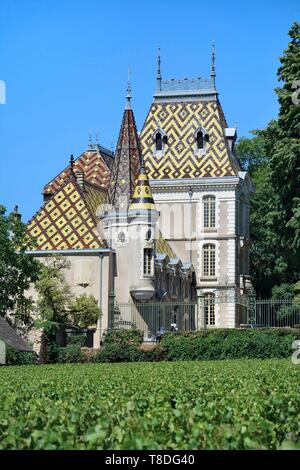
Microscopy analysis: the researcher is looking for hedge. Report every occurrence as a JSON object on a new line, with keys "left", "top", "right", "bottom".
{"left": 157, "top": 328, "right": 299, "bottom": 361}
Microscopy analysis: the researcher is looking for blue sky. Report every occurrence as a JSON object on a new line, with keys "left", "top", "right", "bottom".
{"left": 0, "top": 0, "right": 299, "bottom": 221}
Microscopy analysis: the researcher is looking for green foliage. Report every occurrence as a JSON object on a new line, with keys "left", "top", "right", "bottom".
{"left": 0, "top": 360, "right": 299, "bottom": 449}
{"left": 94, "top": 329, "right": 146, "bottom": 363}
{"left": 94, "top": 342, "right": 146, "bottom": 363}
{"left": 68, "top": 335, "right": 87, "bottom": 347}
{"left": 235, "top": 132, "right": 268, "bottom": 173}
{"left": 5, "top": 346, "right": 37, "bottom": 366}
{"left": 158, "top": 329, "right": 298, "bottom": 361}
{"left": 57, "top": 345, "right": 87, "bottom": 364}
{"left": 0, "top": 205, "right": 41, "bottom": 330}
{"left": 35, "top": 256, "right": 72, "bottom": 323}
{"left": 235, "top": 23, "right": 300, "bottom": 296}
{"left": 69, "top": 294, "right": 101, "bottom": 328}
{"left": 35, "top": 320, "right": 60, "bottom": 364}
{"left": 271, "top": 283, "right": 294, "bottom": 300}
{"left": 103, "top": 329, "right": 144, "bottom": 346}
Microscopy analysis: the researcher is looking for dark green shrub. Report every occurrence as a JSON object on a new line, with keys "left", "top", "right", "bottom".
{"left": 6, "top": 346, "right": 37, "bottom": 365}
{"left": 159, "top": 328, "right": 298, "bottom": 361}
{"left": 68, "top": 334, "right": 87, "bottom": 347}
{"left": 103, "top": 329, "right": 144, "bottom": 346}
{"left": 94, "top": 342, "right": 146, "bottom": 363}
{"left": 57, "top": 345, "right": 87, "bottom": 363}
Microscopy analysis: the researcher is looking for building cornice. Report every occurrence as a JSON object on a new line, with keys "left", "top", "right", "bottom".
{"left": 149, "top": 176, "right": 242, "bottom": 192}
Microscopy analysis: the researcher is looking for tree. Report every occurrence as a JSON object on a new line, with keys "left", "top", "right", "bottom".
{"left": 35, "top": 256, "right": 72, "bottom": 323}
{"left": 236, "top": 22, "right": 300, "bottom": 296}
{"left": 265, "top": 22, "right": 300, "bottom": 283}
{"left": 69, "top": 294, "right": 101, "bottom": 328}
{"left": 0, "top": 205, "right": 41, "bottom": 329}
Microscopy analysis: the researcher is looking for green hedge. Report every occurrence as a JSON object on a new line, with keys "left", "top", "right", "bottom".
{"left": 157, "top": 328, "right": 299, "bottom": 361}
{"left": 57, "top": 345, "right": 87, "bottom": 363}
{"left": 5, "top": 346, "right": 37, "bottom": 366}
{"left": 103, "top": 329, "right": 144, "bottom": 346}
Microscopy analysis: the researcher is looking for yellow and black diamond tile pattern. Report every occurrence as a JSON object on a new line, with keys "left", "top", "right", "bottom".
{"left": 140, "top": 101, "right": 236, "bottom": 179}
{"left": 28, "top": 180, "right": 105, "bottom": 250}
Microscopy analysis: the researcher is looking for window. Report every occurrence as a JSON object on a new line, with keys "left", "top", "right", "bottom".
{"left": 143, "top": 248, "right": 153, "bottom": 275}
{"left": 205, "top": 293, "right": 215, "bottom": 326}
{"left": 153, "top": 129, "right": 167, "bottom": 155}
{"left": 118, "top": 231, "right": 126, "bottom": 244}
{"left": 196, "top": 131, "right": 204, "bottom": 150}
{"left": 203, "top": 244, "right": 216, "bottom": 277}
{"left": 145, "top": 228, "right": 152, "bottom": 241}
{"left": 155, "top": 132, "right": 162, "bottom": 151}
{"left": 203, "top": 196, "right": 216, "bottom": 228}
{"left": 195, "top": 127, "right": 208, "bottom": 155}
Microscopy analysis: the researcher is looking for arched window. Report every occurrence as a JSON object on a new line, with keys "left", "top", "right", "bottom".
{"left": 155, "top": 132, "right": 162, "bottom": 151}
{"left": 195, "top": 127, "right": 208, "bottom": 155}
{"left": 153, "top": 128, "right": 167, "bottom": 155}
{"left": 196, "top": 131, "right": 204, "bottom": 150}
{"left": 203, "top": 196, "right": 216, "bottom": 228}
{"left": 203, "top": 244, "right": 215, "bottom": 277}
{"left": 145, "top": 228, "right": 152, "bottom": 241}
{"left": 204, "top": 293, "right": 215, "bottom": 326}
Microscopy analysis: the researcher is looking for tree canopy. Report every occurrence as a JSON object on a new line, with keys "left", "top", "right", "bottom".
{"left": 0, "top": 205, "right": 41, "bottom": 329}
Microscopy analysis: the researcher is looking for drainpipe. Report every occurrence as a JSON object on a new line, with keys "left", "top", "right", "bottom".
{"left": 98, "top": 254, "right": 103, "bottom": 346}
{"left": 188, "top": 187, "right": 193, "bottom": 264}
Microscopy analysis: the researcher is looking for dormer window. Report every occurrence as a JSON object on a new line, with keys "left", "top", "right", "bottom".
{"left": 153, "top": 128, "right": 167, "bottom": 156}
{"left": 196, "top": 131, "right": 204, "bottom": 150}
{"left": 155, "top": 132, "right": 162, "bottom": 151}
{"left": 194, "top": 126, "right": 208, "bottom": 156}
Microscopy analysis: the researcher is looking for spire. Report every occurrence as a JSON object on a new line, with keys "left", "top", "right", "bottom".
{"left": 126, "top": 68, "right": 132, "bottom": 110}
{"left": 129, "top": 169, "right": 156, "bottom": 213}
{"left": 211, "top": 41, "right": 216, "bottom": 89}
{"left": 106, "top": 102, "right": 141, "bottom": 209}
{"left": 70, "top": 154, "right": 75, "bottom": 178}
{"left": 156, "top": 43, "right": 162, "bottom": 92}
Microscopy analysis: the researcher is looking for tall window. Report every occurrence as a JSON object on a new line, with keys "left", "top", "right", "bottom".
{"left": 203, "top": 196, "right": 216, "bottom": 228}
{"left": 143, "top": 248, "right": 153, "bottom": 275}
{"left": 155, "top": 132, "right": 162, "bottom": 151}
{"left": 205, "top": 293, "right": 215, "bottom": 326}
{"left": 203, "top": 244, "right": 215, "bottom": 277}
{"left": 196, "top": 131, "right": 204, "bottom": 150}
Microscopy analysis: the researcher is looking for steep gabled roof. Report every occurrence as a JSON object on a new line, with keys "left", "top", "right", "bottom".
{"left": 140, "top": 99, "right": 239, "bottom": 179}
{"left": 0, "top": 317, "right": 33, "bottom": 352}
{"left": 28, "top": 177, "right": 106, "bottom": 250}
{"left": 43, "top": 149, "right": 112, "bottom": 197}
{"left": 107, "top": 107, "right": 141, "bottom": 207}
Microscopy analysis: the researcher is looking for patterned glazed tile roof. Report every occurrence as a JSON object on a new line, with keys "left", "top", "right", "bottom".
{"left": 156, "top": 230, "right": 176, "bottom": 259}
{"left": 140, "top": 100, "right": 239, "bottom": 179}
{"left": 129, "top": 167, "right": 156, "bottom": 212}
{"left": 28, "top": 178, "right": 106, "bottom": 250}
{"left": 43, "top": 150, "right": 112, "bottom": 197}
{"left": 107, "top": 108, "right": 141, "bottom": 207}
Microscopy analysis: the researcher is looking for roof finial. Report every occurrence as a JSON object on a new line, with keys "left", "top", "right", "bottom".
{"left": 156, "top": 43, "right": 162, "bottom": 92}
{"left": 126, "top": 67, "right": 132, "bottom": 109}
{"left": 95, "top": 131, "right": 99, "bottom": 148}
{"left": 88, "top": 132, "right": 93, "bottom": 150}
{"left": 70, "top": 154, "right": 75, "bottom": 177}
{"left": 211, "top": 41, "right": 216, "bottom": 89}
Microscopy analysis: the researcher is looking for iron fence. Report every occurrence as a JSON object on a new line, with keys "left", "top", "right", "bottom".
{"left": 108, "top": 295, "right": 300, "bottom": 339}
{"left": 250, "top": 298, "right": 300, "bottom": 328}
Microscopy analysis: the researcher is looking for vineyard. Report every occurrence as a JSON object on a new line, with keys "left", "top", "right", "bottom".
{"left": 0, "top": 359, "right": 299, "bottom": 450}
